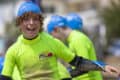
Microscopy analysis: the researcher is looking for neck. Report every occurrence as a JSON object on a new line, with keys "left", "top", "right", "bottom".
{"left": 64, "top": 28, "right": 72, "bottom": 42}
{"left": 23, "top": 35, "right": 38, "bottom": 40}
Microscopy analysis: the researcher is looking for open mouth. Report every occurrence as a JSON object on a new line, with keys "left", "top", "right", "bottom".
{"left": 26, "top": 27, "right": 37, "bottom": 34}
{"left": 26, "top": 27, "right": 36, "bottom": 31}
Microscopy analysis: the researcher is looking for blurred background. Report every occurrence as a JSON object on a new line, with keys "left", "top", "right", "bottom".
{"left": 0, "top": 0, "right": 120, "bottom": 80}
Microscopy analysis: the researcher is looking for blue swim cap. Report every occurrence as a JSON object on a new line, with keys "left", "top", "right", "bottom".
{"left": 66, "top": 13, "right": 83, "bottom": 30}
{"left": 17, "top": 1, "right": 42, "bottom": 17}
{"left": 47, "top": 15, "right": 67, "bottom": 33}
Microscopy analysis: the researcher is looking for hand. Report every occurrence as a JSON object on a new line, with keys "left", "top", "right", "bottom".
{"left": 104, "top": 65, "right": 120, "bottom": 77}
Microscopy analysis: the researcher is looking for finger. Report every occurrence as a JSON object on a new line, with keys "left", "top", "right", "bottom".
{"left": 109, "top": 67, "right": 119, "bottom": 73}
{"left": 110, "top": 68, "right": 120, "bottom": 77}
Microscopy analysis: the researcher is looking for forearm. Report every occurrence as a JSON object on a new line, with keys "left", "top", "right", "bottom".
{"left": 70, "top": 68, "right": 88, "bottom": 77}
{"left": 69, "top": 56, "right": 106, "bottom": 72}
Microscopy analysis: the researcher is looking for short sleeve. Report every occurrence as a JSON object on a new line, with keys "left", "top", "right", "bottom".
{"left": 1, "top": 45, "right": 16, "bottom": 77}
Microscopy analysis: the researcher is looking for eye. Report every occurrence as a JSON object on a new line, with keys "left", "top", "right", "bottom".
{"left": 23, "top": 17, "right": 29, "bottom": 21}
{"left": 33, "top": 17, "right": 39, "bottom": 21}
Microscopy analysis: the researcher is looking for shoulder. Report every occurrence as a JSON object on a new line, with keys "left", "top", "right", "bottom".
{"left": 76, "top": 31, "right": 94, "bottom": 48}
{"left": 40, "top": 32, "right": 58, "bottom": 42}
{"left": 70, "top": 31, "right": 93, "bottom": 46}
{"left": 6, "top": 39, "right": 20, "bottom": 56}
{"left": 75, "top": 31, "right": 92, "bottom": 42}
{"left": 40, "top": 32, "right": 53, "bottom": 38}
{"left": 40, "top": 32, "right": 65, "bottom": 46}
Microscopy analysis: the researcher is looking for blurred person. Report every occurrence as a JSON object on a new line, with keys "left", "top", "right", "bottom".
{"left": 46, "top": 15, "right": 120, "bottom": 80}
{"left": 93, "top": 24, "right": 106, "bottom": 60}
{"left": 0, "top": 1, "right": 120, "bottom": 80}
{"left": 65, "top": 13, "right": 103, "bottom": 80}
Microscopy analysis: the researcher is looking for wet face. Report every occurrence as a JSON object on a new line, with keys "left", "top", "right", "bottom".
{"left": 17, "top": 12, "right": 43, "bottom": 39}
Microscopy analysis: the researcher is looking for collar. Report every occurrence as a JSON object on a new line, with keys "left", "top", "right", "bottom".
{"left": 19, "top": 33, "right": 41, "bottom": 44}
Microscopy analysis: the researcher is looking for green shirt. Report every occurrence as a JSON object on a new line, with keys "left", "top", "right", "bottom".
{"left": 2, "top": 32, "right": 75, "bottom": 80}
{"left": 67, "top": 30, "right": 103, "bottom": 80}
{"left": 57, "top": 61, "right": 71, "bottom": 79}
{"left": 12, "top": 66, "right": 21, "bottom": 80}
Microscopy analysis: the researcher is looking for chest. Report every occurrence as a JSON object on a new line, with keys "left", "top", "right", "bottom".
{"left": 16, "top": 43, "right": 56, "bottom": 69}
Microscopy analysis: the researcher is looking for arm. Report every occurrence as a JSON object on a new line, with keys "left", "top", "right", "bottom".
{"left": 53, "top": 38, "right": 120, "bottom": 77}
{"left": 69, "top": 56, "right": 104, "bottom": 72}
{"left": 0, "top": 45, "right": 16, "bottom": 80}
{"left": 68, "top": 67, "right": 88, "bottom": 78}
{"left": 69, "top": 56, "right": 120, "bottom": 77}
{"left": 69, "top": 60, "right": 105, "bottom": 77}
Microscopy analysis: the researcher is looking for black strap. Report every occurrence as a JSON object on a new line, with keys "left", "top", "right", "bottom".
{"left": 70, "top": 68, "right": 88, "bottom": 77}
{"left": 0, "top": 75, "right": 12, "bottom": 80}
{"left": 69, "top": 56, "right": 83, "bottom": 67}
{"left": 61, "top": 78, "right": 72, "bottom": 80}
{"left": 69, "top": 56, "right": 103, "bottom": 72}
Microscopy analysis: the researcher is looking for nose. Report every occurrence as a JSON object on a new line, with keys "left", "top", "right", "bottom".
{"left": 27, "top": 18, "right": 34, "bottom": 28}
{"left": 29, "top": 18, "right": 33, "bottom": 24}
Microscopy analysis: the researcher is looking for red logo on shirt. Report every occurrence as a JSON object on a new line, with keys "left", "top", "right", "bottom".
{"left": 39, "top": 52, "right": 53, "bottom": 58}
{"left": 47, "top": 52, "right": 53, "bottom": 57}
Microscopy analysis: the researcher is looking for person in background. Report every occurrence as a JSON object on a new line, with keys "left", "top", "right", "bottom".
{"left": 65, "top": 13, "right": 103, "bottom": 80}
{"left": 46, "top": 15, "right": 120, "bottom": 80}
